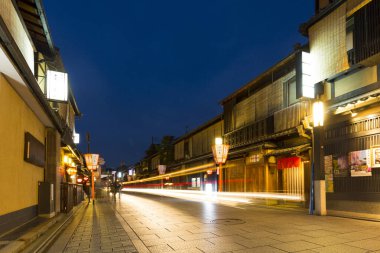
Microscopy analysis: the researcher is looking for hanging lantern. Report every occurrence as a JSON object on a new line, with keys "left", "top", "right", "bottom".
{"left": 84, "top": 153, "right": 99, "bottom": 170}
{"left": 212, "top": 137, "right": 230, "bottom": 164}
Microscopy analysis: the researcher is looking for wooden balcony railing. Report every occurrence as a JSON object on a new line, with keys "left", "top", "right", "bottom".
{"left": 274, "top": 101, "right": 311, "bottom": 133}
{"left": 224, "top": 116, "right": 274, "bottom": 149}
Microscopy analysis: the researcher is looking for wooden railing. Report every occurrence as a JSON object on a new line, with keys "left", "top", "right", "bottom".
{"left": 224, "top": 116, "right": 274, "bottom": 149}
{"left": 274, "top": 101, "right": 311, "bottom": 133}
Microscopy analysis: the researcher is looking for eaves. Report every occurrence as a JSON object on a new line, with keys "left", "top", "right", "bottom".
{"left": 0, "top": 16, "right": 63, "bottom": 133}
{"left": 299, "top": 0, "right": 346, "bottom": 36}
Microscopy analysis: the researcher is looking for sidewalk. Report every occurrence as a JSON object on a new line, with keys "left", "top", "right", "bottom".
{"left": 0, "top": 203, "right": 83, "bottom": 253}
{"left": 0, "top": 190, "right": 138, "bottom": 253}
{"left": 47, "top": 198, "right": 138, "bottom": 253}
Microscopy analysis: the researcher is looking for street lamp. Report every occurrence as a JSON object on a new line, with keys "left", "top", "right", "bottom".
{"left": 84, "top": 153, "right": 99, "bottom": 204}
{"left": 313, "top": 101, "right": 324, "bottom": 127}
{"left": 310, "top": 100, "right": 326, "bottom": 215}
{"left": 212, "top": 137, "right": 229, "bottom": 192}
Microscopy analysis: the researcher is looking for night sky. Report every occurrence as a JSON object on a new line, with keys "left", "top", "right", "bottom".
{"left": 43, "top": 1, "right": 314, "bottom": 168}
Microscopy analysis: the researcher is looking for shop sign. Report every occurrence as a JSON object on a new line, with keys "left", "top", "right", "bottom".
{"left": 46, "top": 70, "right": 68, "bottom": 102}
{"left": 246, "top": 153, "right": 263, "bottom": 164}
{"left": 324, "top": 155, "right": 334, "bottom": 192}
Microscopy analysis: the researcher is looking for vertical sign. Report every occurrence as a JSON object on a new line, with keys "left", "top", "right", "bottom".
{"left": 47, "top": 70, "right": 68, "bottom": 101}
{"left": 296, "top": 51, "right": 314, "bottom": 99}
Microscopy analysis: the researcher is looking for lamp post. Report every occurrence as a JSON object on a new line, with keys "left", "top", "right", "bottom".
{"left": 84, "top": 153, "right": 99, "bottom": 204}
{"left": 212, "top": 137, "right": 229, "bottom": 192}
{"left": 311, "top": 100, "right": 326, "bottom": 215}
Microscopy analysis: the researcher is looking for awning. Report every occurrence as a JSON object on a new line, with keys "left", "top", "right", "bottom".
{"left": 265, "top": 144, "right": 311, "bottom": 157}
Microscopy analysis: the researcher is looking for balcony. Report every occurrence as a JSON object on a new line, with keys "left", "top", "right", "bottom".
{"left": 274, "top": 101, "right": 311, "bottom": 133}
{"left": 225, "top": 116, "right": 274, "bottom": 149}
{"left": 353, "top": 0, "right": 380, "bottom": 66}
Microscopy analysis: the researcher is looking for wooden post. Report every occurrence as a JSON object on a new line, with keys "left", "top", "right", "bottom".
{"left": 218, "top": 164, "right": 223, "bottom": 192}
{"left": 92, "top": 170, "right": 95, "bottom": 204}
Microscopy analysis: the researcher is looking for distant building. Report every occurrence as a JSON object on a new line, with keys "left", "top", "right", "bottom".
{"left": 172, "top": 115, "right": 223, "bottom": 191}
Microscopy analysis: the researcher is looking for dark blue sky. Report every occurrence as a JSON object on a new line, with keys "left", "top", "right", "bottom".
{"left": 44, "top": 1, "right": 314, "bottom": 167}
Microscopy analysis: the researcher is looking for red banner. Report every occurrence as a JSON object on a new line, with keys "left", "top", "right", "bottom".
{"left": 277, "top": 157, "right": 301, "bottom": 169}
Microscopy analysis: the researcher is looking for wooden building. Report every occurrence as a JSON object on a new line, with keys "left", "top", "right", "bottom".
{"left": 221, "top": 51, "right": 313, "bottom": 206}
{"left": 301, "top": 0, "right": 380, "bottom": 216}
{"left": 172, "top": 115, "right": 223, "bottom": 191}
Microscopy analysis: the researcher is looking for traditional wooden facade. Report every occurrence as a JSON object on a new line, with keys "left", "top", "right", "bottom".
{"left": 221, "top": 51, "right": 313, "bottom": 206}
{"left": 301, "top": 0, "right": 380, "bottom": 216}
{"left": 171, "top": 115, "right": 223, "bottom": 191}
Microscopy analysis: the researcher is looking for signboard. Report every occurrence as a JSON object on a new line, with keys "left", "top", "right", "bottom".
{"left": 296, "top": 51, "right": 314, "bottom": 99}
{"left": 324, "top": 155, "right": 334, "bottom": 192}
{"left": 246, "top": 153, "right": 264, "bottom": 165}
{"left": 46, "top": 70, "right": 68, "bottom": 102}
{"left": 349, "top": 150, "right": 372, "bottom": 177}
{"left": 73, "top": 132, "right": 80, "bottom": 144}
{"left": 24, "top": 132, "right": 45, "bottom": 168}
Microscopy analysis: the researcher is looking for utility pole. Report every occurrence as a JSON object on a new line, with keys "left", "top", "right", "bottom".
{"left": 86, "top": 132, "right": 90, "bottom": 153}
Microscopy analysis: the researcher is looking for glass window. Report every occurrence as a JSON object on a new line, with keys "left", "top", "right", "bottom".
{"left": 285, "top": 77, "right": 297, "bottom": 106}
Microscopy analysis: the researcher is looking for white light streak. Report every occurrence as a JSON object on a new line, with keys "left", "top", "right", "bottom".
{"left": 121, "top": 188, "right": 303, "bottom": 204}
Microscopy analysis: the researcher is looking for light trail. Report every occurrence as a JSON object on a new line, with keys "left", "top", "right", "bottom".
{"left": 121, "top": 188, "right": 303, "bottom": 204}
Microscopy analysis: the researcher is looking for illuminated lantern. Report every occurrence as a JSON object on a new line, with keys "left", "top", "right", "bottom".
{"left": 212, "top": 137, "right": 230, "bottom": 192}
{"left": 84, "top": 153, "right": 99, "bottom": 203}
{"left": 212, "top": 137, "right": 229, "bottom": 164}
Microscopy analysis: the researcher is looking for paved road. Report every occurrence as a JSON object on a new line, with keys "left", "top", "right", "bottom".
{"left": 48, "top": 191, "right": 380, "bottom": 252}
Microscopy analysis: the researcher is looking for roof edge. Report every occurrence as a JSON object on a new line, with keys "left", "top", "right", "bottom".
{"left": 299, "top": 0, "right": 346, "bottom": 37}
{"left": 220, "top": 51, "right": 298, "bottom": 105}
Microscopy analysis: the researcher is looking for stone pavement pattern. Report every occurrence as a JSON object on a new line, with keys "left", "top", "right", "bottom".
{"left": 47, "top": 198, "right": 138, "bottom": 253}
{"left": 113, "top": 193, "right": 380, "bottom": 253}
{"left": 47, "top": 191, "right": 380, "bottom": 253}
